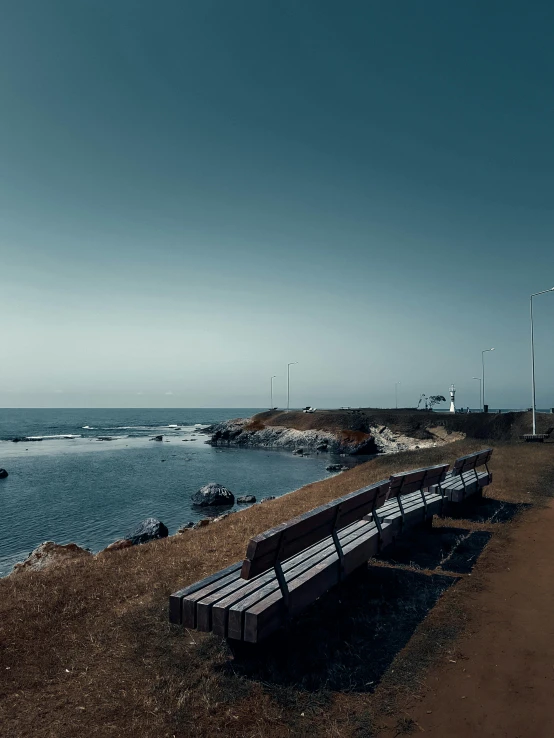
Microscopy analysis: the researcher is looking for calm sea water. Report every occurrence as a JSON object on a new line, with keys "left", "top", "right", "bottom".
{"left": 0, "top": 409, "right": 354, "bottom": 576}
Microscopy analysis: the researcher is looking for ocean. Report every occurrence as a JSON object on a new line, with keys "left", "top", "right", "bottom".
{"left": 0, "top": 408, "right": 353, "bottom": 576}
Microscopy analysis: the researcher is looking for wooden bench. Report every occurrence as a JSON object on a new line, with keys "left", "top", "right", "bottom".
{"left": 170, "top": 479, "right": 391, "bottom": 643}
{"left": 367, "top": 463, "right": 449, "bottom": 536}
{"left": 169, "top": 462, "right": 457, "bottom": 645}
{"left": 440, "top": 449, "right": 493, "bottom": 502}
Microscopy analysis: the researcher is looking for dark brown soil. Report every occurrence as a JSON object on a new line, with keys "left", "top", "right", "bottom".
{"left": 376, "top": 497, "right": 554, "bottom": 738}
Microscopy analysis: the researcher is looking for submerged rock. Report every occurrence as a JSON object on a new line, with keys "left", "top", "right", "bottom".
{"left": 150, "top": 435, "right": 163, "bottom": 442}
{"left": 11, "top": 541, "right": 92, "bottom": 575}
{"left": 237, "top": 495, "right": 256, "bottom": 504}
{"left": 191, "top": 482, "right": 235, "bottom": 507}
{"left": 326, "top": 463, "right": 348, "bottom": 472}
{"left": 127, "top": 518, "right": 168, "bottom": 545}
{"left": 0, "top": 468, "right": 8, "bottom": 479}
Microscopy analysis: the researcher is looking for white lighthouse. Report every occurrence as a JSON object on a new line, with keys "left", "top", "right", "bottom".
{"left": 449, "top": 384, "right": 456, "bottom": 413}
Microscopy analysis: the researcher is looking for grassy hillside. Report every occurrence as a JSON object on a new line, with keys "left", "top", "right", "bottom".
{"left": 2, "top": 439, "right": 554, "bottom": 736}
{"left": 253, "top": 408, "right": 554, "bottom": 441}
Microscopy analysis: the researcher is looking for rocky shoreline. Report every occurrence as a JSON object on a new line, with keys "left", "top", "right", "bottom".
{"left": 9, "top": 505, "right": 253, "bottom": 576}
{"left": 204, "top": 416, "right": 447, "bottom": 455}
{"left": 8, "top": 415, "right": 463, "bottom": 576}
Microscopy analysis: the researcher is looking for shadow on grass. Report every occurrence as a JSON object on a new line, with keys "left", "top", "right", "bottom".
{"left": 444, "top": 494, "right": 530, "bottom": 524}
{"left": 226, "top": 565, "right": 458, "bottom": 693}
{"left": 376, "top": 525, "right": 492, "bottom": 574}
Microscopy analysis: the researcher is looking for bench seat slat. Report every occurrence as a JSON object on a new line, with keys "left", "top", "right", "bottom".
{"left": 382, "top": 496, "right": 442, "bottom": 531}
{"left": 169, "top": 562, "right": 243, "bottom": 625}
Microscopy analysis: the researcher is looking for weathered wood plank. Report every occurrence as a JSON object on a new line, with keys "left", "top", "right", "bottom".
{"left": 169, "top": 562, "right": 242, "bottom": 625}
{"left": 452, "top": 449, "right": 493, "bottom": 475}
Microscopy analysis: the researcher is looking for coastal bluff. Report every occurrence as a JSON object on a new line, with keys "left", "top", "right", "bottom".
{"left": 205, "top": 408, "right": 465, "bottom": 455}
{"left": 205, "top": 408, "right": 551, "bottom": 456}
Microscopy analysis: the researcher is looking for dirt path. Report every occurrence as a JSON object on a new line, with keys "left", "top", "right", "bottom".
{"left": 380, "top": 500, "right": 554, "bottom": 738}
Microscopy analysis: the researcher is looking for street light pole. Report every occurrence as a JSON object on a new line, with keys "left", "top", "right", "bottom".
{"left": 287, "top": 362, "right": 298, "bottom": 412}
{"left": 395, "top": 382, "right": 401, "bottom": 409}
{"left": 530, "top": 288, "right": 554, "bottom": 434}
{"left": 270, "top": 375, "right": 276, "bottom": 410}
{"left": 481, "top": 348, "right": 495, "bottom": 411}
{"left": 472, "top": 377, "right": 482, "bottom": 412}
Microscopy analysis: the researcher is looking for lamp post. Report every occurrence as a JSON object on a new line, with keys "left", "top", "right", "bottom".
{"left": 287, "top": 362, "right": 298, "bottom": 412}
{"left": 270, "top": 375, "right": 276, "bottom": 410}
{"left": 530, "top": 288, "right": 554, "bottom": 434}
{"left": 472, "top": 377, "right": 482, "bottom": 412}
{"left": 395, "top": 382, "right": 401, "bottom": 409}
{"left": 481, "top": 348, "right": 495, "bottom": 410}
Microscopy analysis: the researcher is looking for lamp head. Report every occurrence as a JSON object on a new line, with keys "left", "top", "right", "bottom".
{"left": 490, "top": 348, "right": 495, "bottom": 351}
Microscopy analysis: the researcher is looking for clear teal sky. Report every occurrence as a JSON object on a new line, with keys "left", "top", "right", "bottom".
{"left": 1, "top": 1, "right": 553, "bottom": 409}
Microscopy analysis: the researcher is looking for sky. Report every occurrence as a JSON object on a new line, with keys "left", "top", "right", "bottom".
{"left": 1, "top": 1, "right": 553, "bottom": 410}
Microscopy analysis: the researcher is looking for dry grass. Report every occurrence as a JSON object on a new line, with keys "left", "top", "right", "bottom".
{"left": 254, "top": 408, "right": 554, "bottom": 441}
{"left": 1, "top": 440, "right": 554, "bottom": 737}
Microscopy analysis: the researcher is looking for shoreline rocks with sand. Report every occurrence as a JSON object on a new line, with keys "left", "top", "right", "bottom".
{"left": 11, "top": 541, "right": 92, "bottom": 575}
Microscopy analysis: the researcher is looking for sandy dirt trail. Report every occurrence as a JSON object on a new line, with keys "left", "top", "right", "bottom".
{"left": 381, "top": 500, "right": 554, "bottom": 738}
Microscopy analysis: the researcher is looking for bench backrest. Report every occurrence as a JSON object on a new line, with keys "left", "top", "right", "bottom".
{"left": 452, "top": 448, "right": 493, "bottom": 475}
{"left": 388, "top": 463, "right": 449, "bottom": 498}
{"left": 241, "top": 479, "right": 390, "bottom": 579}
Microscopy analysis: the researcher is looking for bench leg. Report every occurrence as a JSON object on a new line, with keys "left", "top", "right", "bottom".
{"left": 226, "top": 638, "right": 259, "bottom": 659}
{"left": 421, "top": 515, "right": 434, "bottom": 531}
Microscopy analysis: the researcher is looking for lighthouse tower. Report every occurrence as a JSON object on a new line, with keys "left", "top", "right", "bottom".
{"left": 449, "top": 384, "right": 456, "bottom": 413}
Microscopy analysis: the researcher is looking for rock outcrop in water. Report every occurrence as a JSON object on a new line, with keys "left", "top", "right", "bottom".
{"left": 11, "top": 541, "right": 92, "bottom": 575}
{"left": 191, "top": 482, "right": 235, "bottom": 506}
{"left": 0, "top": 468, "right": 8, "bottom": 479}
{"left": 237, "top": 494, "right": 256, "bottom": 504}
{"left": 127, "top": 518, "right": 168, "bottom": 545}
{"left": 326, "top": 463, "right": 349, "bottom": 472}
